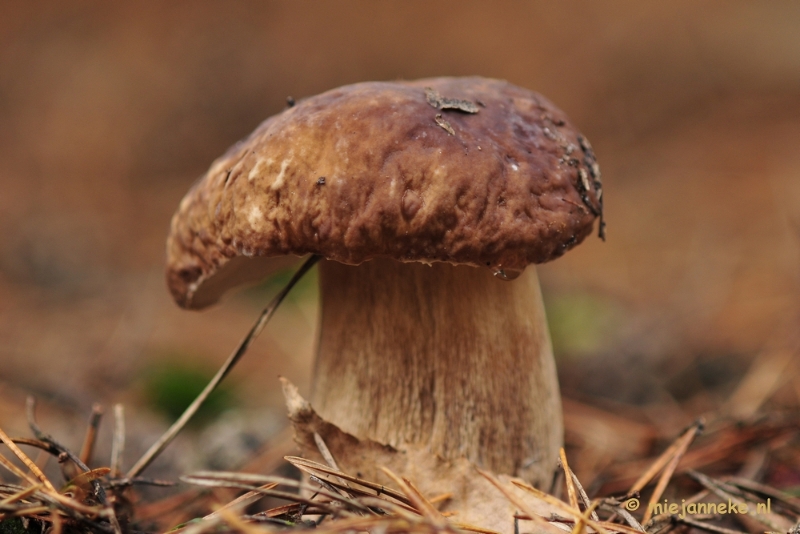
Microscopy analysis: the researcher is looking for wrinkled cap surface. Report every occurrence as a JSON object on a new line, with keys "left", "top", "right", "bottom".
{"left": 167, "top": 77, "right": 603, "bottom": 308}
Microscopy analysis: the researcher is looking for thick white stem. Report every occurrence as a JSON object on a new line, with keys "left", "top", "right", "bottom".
{"left": 312, "top": 258, "right": 562, "bottom": 487}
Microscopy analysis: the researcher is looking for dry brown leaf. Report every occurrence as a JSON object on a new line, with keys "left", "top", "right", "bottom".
{"left": 280, "top": 377, "right": 564, "bottom": 534}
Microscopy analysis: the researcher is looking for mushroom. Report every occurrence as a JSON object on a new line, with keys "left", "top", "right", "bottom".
{"left": 166, "top": 77, "right": 603, "bottom": 489}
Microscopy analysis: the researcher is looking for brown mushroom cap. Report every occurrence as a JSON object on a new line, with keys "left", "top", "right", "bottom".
{"left": 167, "top": 77, "right": 603, "bottom": 308}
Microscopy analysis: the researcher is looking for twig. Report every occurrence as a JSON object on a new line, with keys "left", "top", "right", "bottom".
{"left": 509, "top": 478, "right": 644, "bottom": 534}
{"left": 0, "top": 505, "right": 50, "bottom": 520}
{"left": 571, "top": 500, "right": 600, "bottom": 534}
{"left": 355, "top": 497, "right": 421, "bottom": 523}
{"left": 314, "top": 432, "right": 352, "bottom": 493}
{"left": 286, "top": 456, "right": 413, "bottom": 506}
{"left": 7, "top": 438, "right": 59, "bottom": 456}
{"left": 571, "top": 471, "right": 599, "bottom": 522}
{"left": 379, "top": 467, "right": 447, "bottom": 527}
{"left": 310, "top": 474, "right": 346, "bottom": 498}
{"left": 560, "top": 447, "right": 599, "bottom": 523}
{"left": 215, "top": 504, "right": 264, "bottom": 534}
{"left": 107, "top": 477, "right": 175, "bottom": 489}
{"left": 723, "top": 476, "right": 800, "bottom": 514}
{"left": 642, "top": 420, "right": 703, "bottom": 523}
{"left": 0, "top": 448, "right": 40, "bottom": 488}
{"left": 50, "top": 505, "right": 63, "bottom": 534}
{"left": 314, "top": 432, "right": 342, "bottom": 472}
{"left": 598, "top": 503, "right": 644, "bottom": 532}
{"left": 126, "top": 255, "right": 320, "bottom": 478}
{"left": 560, "top": 448, "right": 580, "bottom": 512}
{"left": 79, "top": 403, "right": 104, "bottom": 466}
{"left": 299, "top": 474, "right": 418, "bottom": 515}
{"left": 629, "top": 419, "right": 703, "bottom": 496}
{"left": 0, "top": 424, "right": 55, "bottom": 491}
{"left": 477, "top": 469, "right": 572, "bottom": 534}
{"left": 687, "top": 470, "right": 791, "bottom": 533}
{"left": 32, "top": 491, "right": 105, "bottom": 520}
{"left": 26, "top": 397, "right": 122, "bottom": 534}
{"left": 0, "top": 484, "right": 43, "bottom": 506}
{"left": 182, "top": 471, "right": 372, "bottom": 515}
{"left": 110, "top": 404, "right": 125, "bottom": 478}
{"left": 203, "top": 483, "right": 278, "bottom": 522}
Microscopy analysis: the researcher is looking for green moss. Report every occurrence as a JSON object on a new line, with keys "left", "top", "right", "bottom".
{"left": 142, "top": 358, "right": 236, "bottom": 427}
{"left": 544, "top": 292, "right": 622, "bottom": 359}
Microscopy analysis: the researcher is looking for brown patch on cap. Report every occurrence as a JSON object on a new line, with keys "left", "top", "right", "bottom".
{"left": 166, "top": 77, "right": 602, "bottom": 308}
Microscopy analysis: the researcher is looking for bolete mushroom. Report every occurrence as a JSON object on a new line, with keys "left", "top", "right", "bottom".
{"left": 166, "top": 77, "right": 603, "bottom": 488}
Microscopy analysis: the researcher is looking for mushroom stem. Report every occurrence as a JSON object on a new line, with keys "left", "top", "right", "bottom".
{"left": 312, "top": 257, "right": 563, "bottom": 487}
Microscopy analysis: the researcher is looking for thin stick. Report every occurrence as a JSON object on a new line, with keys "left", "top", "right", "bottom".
{"left": 79, "top": 404, "right": 104, "bottom": 466}
{"left": 286, "top": 456, "right": 412, "bottom": 506}
{"left": 642, "top": 422, "right": 702, "bottom": 524}
{"left": 216, "top": 505, "right": 264, "bottom": 534}
{"left": 0, "top": 483, "right": 43, "bottom": 506}
{"left": 314, "top": 432, "right": 342, "bottom": 472}
{"left": 313, "top": 432, "right": 352, "bottom": 492}
{"left": 598, "top": 503, "right": 644, "bottom": 532}
{"left": 26, "top": 398, "right": 122, "bottom": 534}
{"left": 356, "top": 496, "right": 423, "bottom": 522}
{"left": 0, "top": 447, "right": 40, "bottom": 487}
{"left": 203, "top": 483, "right": 277, "bottom": 522}
{"left": 571, "top": 500, "right": 600, "bottom": 534}
{"left": 379, "top": 467, "right": 446, "bottom": 527}
{"left": 509, "top": 479, "right": 644, "bottom": 534}
{"left": 570, "top": 471, "right": 599, "bottom": 522}
{"left": 127, "top": 255, "right": 320, "bottom": 478}
{"left": 429, "top": 493, "right": 453, "bottom": 506}
{"left": 25, "top": 399, "right": 93, "bottom": 475}
{"left": 294, "top": 473, "right": 418, "bottom": 515}
{"left": 50, "top": 505, "right": 63, "bottom": 534}
{"left": 0, "top": 425, "right": 55, "bottom": 491}
{"left": 0, "top": 506, "right": 50, "bottom": 520}
{"left": 559, "top": 448, "right": 580, "bottom": 511}
{"left": 475, "top": 469, "right": 556, "bottom": 533}
{"left": 629, "top": 419, "right": 703, "bottom": 495}
{"left": 687, "top": 471, "right": 790, "bottom": 533}
{"left": 490, "top": 477, "right": 638, "bottom": 534}
{"left": 110, "top": 404, "right": 125, "bottom": 478}
{"left": 182, "top": 471, "right": 371, "bottom": 514}
{"left": 723, "top": 476, "right": 800, "bottom": 514}
{"left": 7, "top": 438, "right": 59, "bottom": 456}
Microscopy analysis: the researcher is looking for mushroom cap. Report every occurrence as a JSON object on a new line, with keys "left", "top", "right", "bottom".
{"left": 167, "top": 77, "right": 603, "bottom": 309}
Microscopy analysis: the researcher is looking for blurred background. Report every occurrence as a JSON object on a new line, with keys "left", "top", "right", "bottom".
{"left": 1, "top": 1, "right": 799, "bottom": 490}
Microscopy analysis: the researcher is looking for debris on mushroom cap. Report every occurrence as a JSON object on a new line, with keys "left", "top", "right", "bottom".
{"left": 166, "top": 77, "right": 603, "bottom": 308}
{"left": 424, "top": 87, "right": 481, "bottom": 113}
